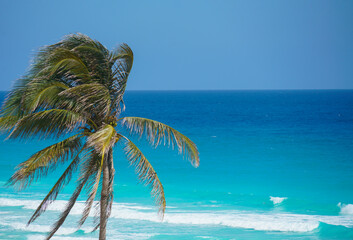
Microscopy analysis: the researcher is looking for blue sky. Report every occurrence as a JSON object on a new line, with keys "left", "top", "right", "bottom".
{"left": 0, "top": 0, "right": 352, "bottom": 90}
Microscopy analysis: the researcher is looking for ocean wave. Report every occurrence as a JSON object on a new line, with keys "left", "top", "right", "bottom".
{"left": 338, "top": 202, "right": 353, "bottom": 215}
{"left": 1, "top": 198, "right": 353, "bottom": 233}
{"left": 270, "top": 196, "right": 287, "bottom": 205}
{"left": 27, "top": 233, "right": 153, "bottom": 240}
{"left": 101, "top": 207, "right": 353, "bottom": 232}
{"left": 201, "top": 205, "right": 219, "bottom": 208}
{"left": 316, "top": 222, "right": 353, "bottom": 239}
{"left": 0, "top": 197, "right": 151, "bottom": 215}
{"left": 0, "top": 220, "right": 78, "bottom": 235}
{"left": 28, "top": 236, "right": 97, "bottom": 240}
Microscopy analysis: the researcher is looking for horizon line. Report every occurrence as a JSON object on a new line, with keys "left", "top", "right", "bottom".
{"left": 0, "top": 88, "right": 353, "bottom": 92}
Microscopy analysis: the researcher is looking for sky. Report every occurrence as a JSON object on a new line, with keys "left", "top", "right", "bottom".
{"left": 0, "top": 0, "right": 352, "bottom": 91}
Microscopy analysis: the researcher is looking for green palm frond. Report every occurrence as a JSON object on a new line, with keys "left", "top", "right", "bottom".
{"left": 109, "top": 44, "right": 134, "bottom": 115}
{"left": 78, "top": 167, "right": 102, "bottom": 228}
{"left": 0, "top": 91, "right": 23, "bottom": 117}
{"left": 43, "top": 34, "right": 111, "bottom": 86}
{"left": 25, "top": 81, "right": 69, "bottom": 112}
{"left": 120, "top": 117, "right": 200, "bottom": 167}
{"left": 46, "top": 176, "right": 88, "bottom": 240}
{"left": 0, "top": 80, "right": 32, "bottom": 131}
{"left": 73, "top": 45, "right": 108, "bottom": 61}
{"left": 52, "top": 33, "right": 95, "bottom": 50}
{"left": 119, "top": 134, "right": 166, "bottom": 216}
{"left": 8, "top": 109, "right": 87, "bottom": 140}
{"left": 72, "top": 45, "right": 110, "bottom": 84}
{"left": 59, "top": 33, "right": 109, "bottom": 57}
{"left": 111, "top": 43, "right": 134, "bottom": 74}
{"left": 92, "top": 202, "right": 101, "bottom": 232}
{"left": 59, "top": 83, "right": 111, "bottom": 118}
{"left": 86, "top": 124, "right": 117, "bottom": 156}
{"left": 8, "top": 134, "right": 82, "bottom": 189}
{"left": 46, "top": 148, "right": 99, "bottom": 240}
{"left": 0, "top": 77, "right": 32, "bottom": 117}
{"left": 47, "top": 48, "right": 92, "bottom": 83}
{"left": 78, "top": 152, "right": 103, "bottom": 228}
{"left": 0, "top": 115, "right": 21, "bottom": 132}
{"left": 27, "top": 146, "right": 87, "bottom": 224}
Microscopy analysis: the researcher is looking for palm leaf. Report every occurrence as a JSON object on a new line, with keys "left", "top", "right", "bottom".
{"left": 8, "top": 134, "right": 82, "bottom": 189}
{"left": 86, "top": 124, "right": 117, "bottom": 156}
{"left": 46, "top": 148, "right": 98, "bottom": 240}
{"left": 27, "top": 146, "right": 86, "bottom": 224}
{"left": 60, "top": 33, "right": 109, "bottom": 58}
{"left": 59, "top": 83, "right": 111, "bottom": 118}
{"left": 0, "top": 77, "right": 31, "bottom": 117}
{"left": 47, "top": 48, "right": 91, "bottom": 82}
{"left": 8, "top": 109, "right": 87, "bottom": 140}
{"left": 110, "top": 43, "right": 134, "bottom": 75}
{"left": 0, "top": 115, "right": 21, "bottom": 133}
{"left": 78, "top": 151, "right": 103, "bottom": 228}
{"left": 45, "top": 176, "right": 88, "bottom": 240}
{"left": 72, "top": 45, "right": 110, "bottom": 84}
{"left": 120, "top": 117, "right": 199, "bottom": 167}
{"left": 109, "top": 44, "right": 134, "bottom": 115}
{"left": 119, "top": 134, "right": 166, "bottom": 216}
{"left": 26, "top": 81, "right": 69, "bottom": 112}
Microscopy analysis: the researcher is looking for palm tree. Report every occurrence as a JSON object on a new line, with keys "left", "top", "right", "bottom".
{"left": 0, "top": 33, "right": 199, "bottom": 240}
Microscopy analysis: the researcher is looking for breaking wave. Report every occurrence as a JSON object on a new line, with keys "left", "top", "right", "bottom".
{"left": 338, "top": 202, "right": 353, "bottom": 215}
{"left": 1, "top": 198, "right": 353, "bottom": 233}
{"left": 270, "top": 196, "right": 287, "bottom": 205}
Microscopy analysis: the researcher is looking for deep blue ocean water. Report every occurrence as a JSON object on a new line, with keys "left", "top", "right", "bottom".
{"left": 0, "top": 90, "right": 353, "bottom": 239}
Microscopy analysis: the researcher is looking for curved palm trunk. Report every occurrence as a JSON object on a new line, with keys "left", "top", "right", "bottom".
{"left": 99, "top": 153, "right": 110, "bottom": 240}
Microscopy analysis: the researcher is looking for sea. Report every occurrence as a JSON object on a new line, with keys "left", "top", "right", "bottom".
{"left": 0, "top": 90, "right": 353, "bottom": 240}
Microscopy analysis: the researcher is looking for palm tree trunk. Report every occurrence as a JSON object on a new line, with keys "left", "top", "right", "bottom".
{"left": 99, "top": 154, "right": 109, "bottom": 240}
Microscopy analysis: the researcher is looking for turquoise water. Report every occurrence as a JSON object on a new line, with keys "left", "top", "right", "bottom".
{"left": 1, "top": 90, "right": 353, "bottom": 239}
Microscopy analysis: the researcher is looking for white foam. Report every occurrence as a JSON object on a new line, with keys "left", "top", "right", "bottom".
{"left": 27, "top": 233, "right": 153, "bottom": 240}
{"left": 338, "top": 202, "right": 353, "bottom": 215}
{"left": 2, "top": 198, "right": 353, "bottom": 233}
{"left": 28, "top": 235, "right": 97, "bottom": 240}
{"left": 201, "top": 205, "right": 219, "bottom": 208}
{"left": 109, "top": 210, "right": 319, "bottom": 232}
{"left": 0, "top": 197, "right": 151, "bottom": 215}
{"left": 166, "top": 206, "right": 177, "bottom": 209}
{"left": 108, "top": 207, "right": 353, "bottom": 232}
{"left": 118, "top": 203, "right": 152, "bottom": 210}
{"left": 270, "top": 196, "right": 287, "bottom": 205}
{"left": 0, "top": 220, "right": 77, "bottom": 235}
